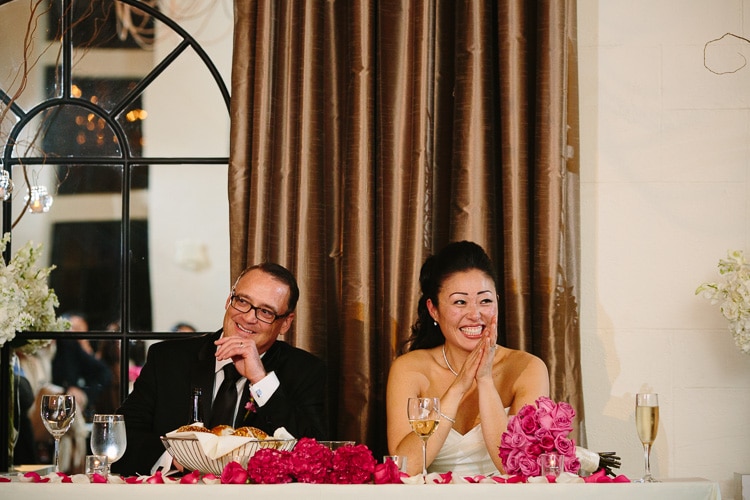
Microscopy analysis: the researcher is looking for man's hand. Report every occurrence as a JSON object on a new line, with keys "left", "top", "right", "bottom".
{"left": 214, "top": 336, "right": 267, "bottom": 383}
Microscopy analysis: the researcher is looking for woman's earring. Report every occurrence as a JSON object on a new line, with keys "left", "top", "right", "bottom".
{"left": 434, "top": 321, "right": 438, "bottom": 326}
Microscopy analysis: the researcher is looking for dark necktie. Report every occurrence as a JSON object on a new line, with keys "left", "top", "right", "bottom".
{"left": 210, "top": 363, "right": 241, "bottom": 427}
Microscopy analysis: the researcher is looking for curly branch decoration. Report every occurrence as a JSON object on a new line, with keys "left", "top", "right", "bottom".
{"left": 704, "top": 32, "right": 750, "bottom": 74}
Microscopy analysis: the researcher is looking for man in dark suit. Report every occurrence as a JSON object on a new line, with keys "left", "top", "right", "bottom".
{"left": 113, "top": 263, "right": 328, "bottom": 476}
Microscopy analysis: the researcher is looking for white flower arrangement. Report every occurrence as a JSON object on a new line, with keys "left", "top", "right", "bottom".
{"left": 0, "top": 232, "right": 69, "bottom": 351}
{"left": 696, "top": 250, "right": 750, "bottom": 355}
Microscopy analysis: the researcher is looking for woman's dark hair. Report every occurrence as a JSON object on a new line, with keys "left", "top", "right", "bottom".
{"left": 403, "top": 241, "right": 497, "bottom": 352}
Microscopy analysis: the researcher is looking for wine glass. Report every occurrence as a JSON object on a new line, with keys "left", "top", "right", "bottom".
{"left": 407, "top": 397, "right": 440, "bottom": 476}
{"left": 40, "top": 394, "right": 76, "bottom": 473}
{"left": 90, "top": 414, "right": 127, "bottom": 476}
{"left": 634, "top": 393, "right": 659, "bottom": 483}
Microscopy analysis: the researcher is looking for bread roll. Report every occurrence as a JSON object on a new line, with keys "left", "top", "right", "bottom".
{"left": 211, "top": 424, "right": 235, "bottom": 436}
{"left": 233, "top": 426, "right": 268, "bottom": 439}
{"left": 176, "top": 425, "right": 211, "bottom": 433}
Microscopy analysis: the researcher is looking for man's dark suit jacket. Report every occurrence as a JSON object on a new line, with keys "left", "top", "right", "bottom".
{"left": 112, "top": 330, "right": 328, "bottom": 476}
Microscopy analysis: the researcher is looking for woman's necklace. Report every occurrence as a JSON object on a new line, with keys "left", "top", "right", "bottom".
{"left": 442, "top": 344, "right": 459, "bottom": 376}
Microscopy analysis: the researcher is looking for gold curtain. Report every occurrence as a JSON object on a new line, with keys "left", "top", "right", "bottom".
{"left": 229, "top": 0, "right": 583, "bottom": 457}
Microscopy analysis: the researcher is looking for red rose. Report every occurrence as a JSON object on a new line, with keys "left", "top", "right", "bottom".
{"left": 247, "top": 448, "right": 295, "bottom": 484}
{"left": 330, "top": 444, "right": 376, "bottom": 484}
{"left": 291, "top": 437, "right": 334, "bottom": 483}
{"left": 220, "top": 461, "right": 248, "bottom": 484}
{"left": 373, "top": 460, "right": 401, "bottom": 484}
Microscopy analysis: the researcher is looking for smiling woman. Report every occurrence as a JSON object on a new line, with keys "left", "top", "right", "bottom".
{"left": 386, "top": 241, "right": 550, "bottom": 477}
{"left": 0, "top": 0, "right": 234, "bottom": 471}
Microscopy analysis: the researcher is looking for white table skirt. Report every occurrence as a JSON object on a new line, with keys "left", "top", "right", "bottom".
{"left": 0, "top": 478, "right": 721, "bottom": 500}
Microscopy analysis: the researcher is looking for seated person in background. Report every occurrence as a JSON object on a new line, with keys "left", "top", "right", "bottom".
{"left": 114, "top": 262, "right": 329, "bottom": 476}
{"left": 12, "top": 372, "right": 38, "bottom": 465}
{"left": 386, "top": 241, "right": 549, "bottom": 476}
{"left": 52, "top": 312, "right": 113, "bottom": 421}
{"left": 171, "top": 322, "right": 197, "bottom": 333}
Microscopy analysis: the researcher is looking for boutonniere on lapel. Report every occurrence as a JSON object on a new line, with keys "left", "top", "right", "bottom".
{"left": 244, "top": 394, "right": 257, "bottom": 418}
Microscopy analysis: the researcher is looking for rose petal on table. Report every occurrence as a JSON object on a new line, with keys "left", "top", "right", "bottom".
{"left": 180, "top": 470, "right": 202, "bottom": 484}
{"left": 527, "top": 475, "right": 549, "bottom": 483}
{"left": 557, "top": 472, "right": 585, "bottom": 483}
{"left": 400, "top": 474, "right": 424, "bottom": 484}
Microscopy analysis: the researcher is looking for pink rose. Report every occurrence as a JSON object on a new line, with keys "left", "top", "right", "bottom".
{"left": 503, "top": 448, "right": 526, "bottom": 474}
{"left": 527, "top": 442, "right": 543, "bottom": 457}
{"left": 518, "top": 453, "right": 540, "bottom": 477}
{"left": 291, "top": 437, "right": 334, "bottom": 483}
{"left": 373, "top": 460, "right": 402, "bottom": 484}
{"left": 554, "top": 434, "right": 574, "bottom": 456}
{"left": 499, "top": 445, "right": 511, "bottom": 463}
{"left": 535, "top": 429, "right": 556, "bottom": 451}
{"left": 517, "top": 403, "right": 537, "bottom": 420}
{"left": 535, "top": 396, "right": 556, "bottom": 429}
{"left": 505, "top": 414, "right": 526, "bottom": 436}
{"left": 330, "top": 444, "right": 376, "bottom": 484}
{"left": 247, "top": 448, "right": 295, "bottom": 484}
{"left": 566, "top": 456, "right": 581, "bottom": 474}
{"left": 549, "top": 402, "right": 575, "bottom": 433}
{"left": 519, "top": 412, "right": 538, "bottom": 435}
{"left": 221, "top": 461, "right": 248, "bottom": 484}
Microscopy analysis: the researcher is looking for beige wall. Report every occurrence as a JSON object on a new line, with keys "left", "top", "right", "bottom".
{"left": 579, "top": 1, "right": 750, "bottom": 498}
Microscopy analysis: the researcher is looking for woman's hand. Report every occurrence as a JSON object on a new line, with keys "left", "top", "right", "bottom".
{"left": 475, "top": 316, "right": 498, "bottom": 381}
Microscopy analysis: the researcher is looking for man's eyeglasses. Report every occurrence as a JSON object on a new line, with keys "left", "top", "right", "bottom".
{"left": 229, "top": 293, "right": 288, "bottom": 324}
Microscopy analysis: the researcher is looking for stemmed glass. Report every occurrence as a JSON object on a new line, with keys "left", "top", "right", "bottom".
{"left": 634, "top": 393, "right": 659, "bottom": 483}
{"left": 90, "top": 414, "right": 127, "bottom": 476}
{"left": 407, "top": 397, "right": 440, "bottom": 476}
{"left": 40, "top": 394, "right": 76, "bottom": 473}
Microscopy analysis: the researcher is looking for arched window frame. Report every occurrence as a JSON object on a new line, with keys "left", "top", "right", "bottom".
{"left": 0, "top": 0, "right": 230, "bottom": 470}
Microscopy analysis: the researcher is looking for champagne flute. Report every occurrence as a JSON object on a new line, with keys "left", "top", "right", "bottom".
{"left": 40, "top": 394, "right": 76, "bottom": 473}
{"left": 407, "top": 397, "right": 440, "bottom": 476}
{"left": 634, "top": 393, "right": 659, "bottom": 483}
{"left": 90, "top": 414, "right": 127, "bottom": 476}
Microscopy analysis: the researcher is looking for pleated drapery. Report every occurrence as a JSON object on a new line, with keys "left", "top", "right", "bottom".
{"left": 229, "top": 0, "right": 583, "bottom": 458}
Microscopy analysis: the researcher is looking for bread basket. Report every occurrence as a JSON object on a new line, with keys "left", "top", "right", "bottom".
{"left": 161, "top": 431, "right": 297, "bottom": 475}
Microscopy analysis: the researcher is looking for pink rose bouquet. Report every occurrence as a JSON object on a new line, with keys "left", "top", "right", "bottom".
{"left": 499, "top": 396, "right": 581, "bottom": 477}
{"left": 246, "top": 448, "right": 295, "bottom": 484}
{"left": 291, "top": 437, "right": 335, "bottom": 483}
{"left": 373, "top": 459, "right": 404, "bottom": 484}
{"left": 329, "top": 443, "right": 376, "bottom": 484}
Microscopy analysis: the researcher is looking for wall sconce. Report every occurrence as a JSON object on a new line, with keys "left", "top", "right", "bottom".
{"left": 174, "top": 239, "right": 210, "bottom": 271}
{"left": 0, "top": 171, "right": 12, "bottom": 201}
{"left": 24, "top": 185, "right": 53, "bottom": 213}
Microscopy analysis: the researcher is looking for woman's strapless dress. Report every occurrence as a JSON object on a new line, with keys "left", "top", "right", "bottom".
{"left": 427, "top": 423, "right": 499, "bottom": 476}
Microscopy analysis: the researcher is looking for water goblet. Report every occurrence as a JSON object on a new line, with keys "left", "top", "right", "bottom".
{"left": 407, "top": 397, "right": 440, "bottom": 476}
{"left": 633, "top": 393, "right": 659, "bottom": 483}
{"left": 90, "top": 414, "right": 127, "bottom": 476}
{"left": 40, "top": 394, "right": 76, "bottom": 473}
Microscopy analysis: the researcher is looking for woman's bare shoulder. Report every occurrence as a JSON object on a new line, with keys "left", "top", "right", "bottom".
{"left": 391, "top": 348, "right": 435, "bottom": 371}
{"left": 499, "top": 347, "right": 548, "bottom": 378}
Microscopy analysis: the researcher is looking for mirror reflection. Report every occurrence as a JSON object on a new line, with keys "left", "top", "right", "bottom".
{"left": 1, "top": 0, "right": 232, "bottom": 334}
{"left": 2, "top": 0, "right": 233, "bottom": 473}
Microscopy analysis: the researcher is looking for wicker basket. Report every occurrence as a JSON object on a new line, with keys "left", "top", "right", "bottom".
{"left": 160, "top": 435, "right": 297, "bottom": 475}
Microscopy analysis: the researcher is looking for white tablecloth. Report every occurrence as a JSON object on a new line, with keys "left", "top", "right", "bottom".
{"left": 0, "top": 478, "right": 722, "bottom": 500}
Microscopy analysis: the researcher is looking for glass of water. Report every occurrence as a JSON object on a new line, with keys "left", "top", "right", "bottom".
{"left": 90, "top": 414, "right": 127, "bottom": 476}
